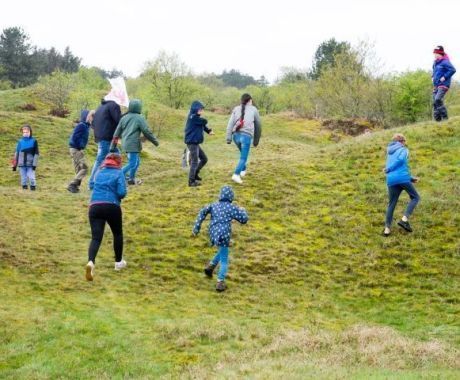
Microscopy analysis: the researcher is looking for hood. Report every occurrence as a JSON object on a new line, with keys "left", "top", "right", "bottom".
{"left": 219, "top": 185, "right": 234, "bottom": 203}
{"left": 21, "top": 124, "right": 33, "bottom": 137}
{"left": 80, "top": 109, "right": 90, "bottom": 123}
{"left": 436, "top": 54, "right": 450, "bottom": 62}
{"left": 387, "top": 141, "right": 404, "bottom": 155}
{"left": 189, "top": 100, "right": 204, "bottom": 116}
{"left": 128, "top": 99, "right": 142, "bottom": 114}
{"left": 101, "top": 153, "right": 122, "bottom": 169}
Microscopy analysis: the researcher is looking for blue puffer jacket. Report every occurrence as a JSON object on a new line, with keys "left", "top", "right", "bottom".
{"left": 433, "top": 55, "right": 456, "bottom": 88}
{"left": 69, "top": 110, "right": 90, "bottom": 150}
{"left": 385, "top": 141, "right": 412, "bottom": 186}
{"left": 184, "top": 101, "right": 211, "bottom": 144}
{"left": 193, "top": 186, "right": 248, "bottom": 247}
{"left": 90, "top": 166, "right": 127, "bottom": 206}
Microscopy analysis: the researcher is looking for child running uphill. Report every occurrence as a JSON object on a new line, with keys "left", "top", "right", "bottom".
{"left": 193, "top": 185, "right": 248, "bottom": 292}
{"left": 67, "top": 110, "right": 94, "bottom": 193}
{"left": 184, "top": 100, "right": 214, "bottom": 187}
{"left": 109, "top": 99, "right": 159, "bottom": 185}
{"left": 12, "top": 124, "right": 39, "bottom": 190}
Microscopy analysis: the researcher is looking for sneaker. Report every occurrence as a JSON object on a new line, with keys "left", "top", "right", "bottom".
{"left": 127, "top": 179, "right": 143, "bottom": 185}
{"left": 382, "top": 229, "right": 391, "bottom": 237}
{"left": 216, "top": 280, "right": 227, "bottom": 292}
{"left": 30, "top": 186, "right": 36, "bottom": 191}
{"left": 22, "top": 185, "right": 28, "bottom": 190}
{"left": 67, "top": 183, "right": 79, "bottom": 193}
{"left": 189, "top": 181, "right": 201, "bottom": 187}
{"left": 231, "top": 174, "right": 243, "bottom": 184}
{"left": 240, "top": 170, "right": 247, "bottom": 177}
{"left": 85, "top": 261, "right": 95, "bottom": 281}
{"left": 397, "top": 220, "right": 413, "bottom": 232}
{"left": 114, "top": 259, "right": 127, "bottom": 271}
{"left": 204, "top": 262, "right": 217, "bottom": 278}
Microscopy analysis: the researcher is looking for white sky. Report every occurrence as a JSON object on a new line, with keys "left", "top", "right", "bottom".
{"left": 1, "top": 0, "right": 459, "bottom": 82}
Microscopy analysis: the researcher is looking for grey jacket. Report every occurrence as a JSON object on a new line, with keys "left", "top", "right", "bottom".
{"left": 226, "top": 104, "right": 262, "bottom": 147}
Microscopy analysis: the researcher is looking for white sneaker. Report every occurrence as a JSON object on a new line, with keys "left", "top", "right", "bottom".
{"left": 114, "top": 259, "right": 127, "bottom": 271}
{"left": 232, "top": 174, "right": 243, "bottom": 184}
{"left": 86, "top": 261, "right": 95, "bottom": 281}
{"left": 240, "top": 170, "right": 247, "bottom": 177}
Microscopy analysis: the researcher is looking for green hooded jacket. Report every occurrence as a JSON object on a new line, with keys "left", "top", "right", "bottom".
{"left": 110, "top": 99, "right": 159, "bottom": 153}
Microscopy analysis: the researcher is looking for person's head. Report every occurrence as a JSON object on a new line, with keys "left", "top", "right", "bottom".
{"left": 190, "top": 100, "right": 204, "bottom": 116}
{"left": 21, "top": 124, "right": 32, "bottom": 138}
{"left": 219, "top": 185, "right": 234, "bottom": 203}
{"left": 102, "top": 152, "right": 122, "bottom": 169}
{"left": 128, "top": 99, "right": 142, "bottom": 114}
{"left": 392, "top": 133, "right": 406, "bottom": 145}
{"left": 433, "top": 45, "right": 445, "bottom": 59}
{"left": 241, "top": 93, "right": 252, "bottom": 106}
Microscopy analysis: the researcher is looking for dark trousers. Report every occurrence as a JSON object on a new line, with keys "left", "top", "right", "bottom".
{"left": 88, "top": 203, "right": 123, "bottom": 263}
{"left": 187, "top": 144, "right": 208, "bottom": 183}
{"left": 433, "top": 87, "right": 448, "bottom": 121}
{"left": 385, "top": 182, "right": 420, "bottom": 227}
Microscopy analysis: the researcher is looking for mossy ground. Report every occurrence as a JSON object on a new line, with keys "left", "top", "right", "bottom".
{"left": 0, "top": 90, "right": 459, "bottom": 379}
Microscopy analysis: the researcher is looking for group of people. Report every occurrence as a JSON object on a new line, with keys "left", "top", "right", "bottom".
{"left": 9, "top": 46, "right": 456, "bottom": 291}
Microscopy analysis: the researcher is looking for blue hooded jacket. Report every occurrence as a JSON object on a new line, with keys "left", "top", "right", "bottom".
{"left": 385, "top": 141, "right": 412, "bottom": 186}
{"left": 184, "top": 101, "right": 211, "bottom": 144}
{"left": 90, "top": 158, "right": 127, "bottom": 206}
{"left": 69, "top": 110, "right": 90, "bottom": 150}
{"left": 193, "top": 186, "right": 249, "bottom": 247}
{"left": 432, "top": 55, "right": 456, "bottom": 88}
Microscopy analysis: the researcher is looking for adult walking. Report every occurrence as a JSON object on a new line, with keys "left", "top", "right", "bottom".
{"left": 226, "top": 93, "right": 261, "bottom": 184}
{"left": 383, "top": 134, "right": 420, "bottom": 236}
{"left": 432, "top": 45, "right": 456, "bottom": 122}
{"left": 85, "top": 152, "right": 127, "bottom": 281}
{"left": 88, "top": 95, "right": 123, "bottom": 188}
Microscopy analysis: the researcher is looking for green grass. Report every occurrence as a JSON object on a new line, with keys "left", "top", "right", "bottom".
{"left": 0, "top": 89, "right": 459, "bottom": 379}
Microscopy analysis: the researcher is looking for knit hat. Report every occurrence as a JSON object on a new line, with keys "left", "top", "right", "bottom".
{"left": 101, "top": 153, "right": 122, "bottom": 169}
{"left": 433, "top": 45, "right": 445, "bottom": 55}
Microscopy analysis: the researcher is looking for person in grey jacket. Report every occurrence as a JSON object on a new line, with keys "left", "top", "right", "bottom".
{"left": 226, "top": 93, "right": 261, "bottom": 184}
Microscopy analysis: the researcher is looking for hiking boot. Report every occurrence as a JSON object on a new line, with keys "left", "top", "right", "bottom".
{"left": 67, "top": 183, "right": 80, "bottom": 193}
{"left": 195, "top": 174, "right": 202, "bottom": 181}
{"left": 86, "top": 261, "right": 95, "bottom": 281}
{"left": 127, "top": 178, "right": 143, "bottom": 185}
{"left": 216, "top": 280, "right": 227, "bottom": 292}
{"left": 22, "top": 185, "right": 28, "bottom": 190}
{"left": 30, "top": 185, "right": 36, "bottom": 191}
{"left": 397, "top": 220, "right": 413, "bottom": 232}
{"left": 204, "top": 262, "right": 217, "bottom": 278}
{"left": 189, "top": 181, "right": 201, "bottom": 187}
{"left": 114, "top": 259, "right": 127, "bottom": 271}
{"left": 231, "top": 174, "right": 243, "bottom": 184}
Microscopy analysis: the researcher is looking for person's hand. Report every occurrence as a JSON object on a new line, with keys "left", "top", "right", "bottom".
{"left": 440, "top": 77, "right": 446, "bottom": 83}
{"left": 382, "top": 167, "right": 388, "bottom": 174}
{"left": 32, "top": 166, "right": 36, "bottom": 171}
{"left": 209, "top": 130, "right": 215, "bottom": 136}
{"left": 12, "top": 167, "right": 16, "bottom": 172}
{"left": 226, "top": 140, "right": 232, "bottom": 144}
{"left": 192, "top": 229, "right": 199, "bottom": 237}
{"left": 411, "top": 177, "right": 420, "bottom": 183}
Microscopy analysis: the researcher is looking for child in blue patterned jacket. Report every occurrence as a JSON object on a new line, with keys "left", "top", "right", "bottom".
{"left": 12, "top": 124, "right": 39, "bottom": 190}
{"left": 193, "top": 185, "right": 248, "bottom": 292}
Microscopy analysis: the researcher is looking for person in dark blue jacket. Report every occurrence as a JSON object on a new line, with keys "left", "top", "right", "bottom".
{"left": 12, "top": 124, "right": 39, "bottom": 190}
{"left": 88, "top": 99, "right": 122, "bottom": 189}
{"left": 184, "top": 101, "right": 214, "bottom": 187}
{"left": 85, "top": 153, "right": 127, "bottom": 281}
{"left": 193, "top": 185, "right": 248, "bottom": 292}
{"left": 67, "top": 110, "right": 94, "bottom": 193}
{"left": 432, "top": 46, "right": 456, "bottom": 121}
{"left": 383, "top": 134, "right": 420, "bottom": 236}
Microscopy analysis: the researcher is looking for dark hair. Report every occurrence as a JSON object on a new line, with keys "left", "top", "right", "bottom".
{"left": 240, "top": 93, "right": 252, "bottom": 124}
{"left": 21, "top": 124, "right": 32, "bottom": 135}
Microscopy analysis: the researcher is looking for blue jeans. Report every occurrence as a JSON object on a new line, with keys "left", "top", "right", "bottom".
{"left": 89, "top": 140, "right": 111, "bottom": 188}
{"left": 385, "top": 182, "right": 420, "bottom": 227}
{"left": 122, "top": 152, "right": 141, "bottom": 180}
{"left": 19, "top": 167, "right": 36, "bottom": 186}
{"left": 233, "top": 133, "right": 252, "bottom": 175}
{"left": 211, "top": 246, "right": 229, "bottom": 281}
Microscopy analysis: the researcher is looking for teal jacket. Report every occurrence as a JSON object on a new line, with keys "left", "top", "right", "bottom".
{"left": 110, "top": 99, "right": 159, "bottom": 153}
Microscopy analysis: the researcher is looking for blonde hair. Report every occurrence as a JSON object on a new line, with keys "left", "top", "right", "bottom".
{"left": 86, "top": 110, "right": 96, "bottom": 124}
{"left": 392, "top": 133, "right": 406, "bottom": 142}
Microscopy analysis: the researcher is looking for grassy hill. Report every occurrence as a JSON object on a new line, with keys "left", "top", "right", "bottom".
{"left": 0, "top": 89, "right": 459, "bottom": 379}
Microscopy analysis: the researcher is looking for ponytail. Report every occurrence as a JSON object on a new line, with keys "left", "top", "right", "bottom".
{"left": 236, "top": 93, "right": 252, "bottom": 131}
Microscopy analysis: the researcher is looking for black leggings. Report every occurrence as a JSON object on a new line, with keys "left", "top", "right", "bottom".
{"left": 88, "top": 203, "right": 123, "bottom": 263}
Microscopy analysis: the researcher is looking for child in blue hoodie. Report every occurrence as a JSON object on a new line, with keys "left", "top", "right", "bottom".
{"left": 383, "top": 134, "right": 420, "bottom": 236}
{"left": 432, "top": 46, "right": 456, "bottom": 121}
{"left": 184, "top": 101, "right": 214, "bottom": 187}
{"left": 12, "top": 124, "right": 39, "bottom": 190}
{"left": 68, "top": 110, "right": 94, "bottom": 193}
{"left": 193, "top": 185, "right": 248, "bottom": 292}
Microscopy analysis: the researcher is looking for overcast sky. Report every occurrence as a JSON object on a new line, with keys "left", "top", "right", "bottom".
{"left": 1, "top": 0, "right": 459, "bottom": 82}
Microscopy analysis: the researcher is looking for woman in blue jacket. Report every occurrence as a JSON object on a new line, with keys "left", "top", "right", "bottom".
{"left": 432, "top": 46, "right": 456, "bottom": 121}
{"left": 85, "top": 153, "right": 127, "bottom": 281}
{"left": 383, "top": 134, "right": 420, "bottom": 236}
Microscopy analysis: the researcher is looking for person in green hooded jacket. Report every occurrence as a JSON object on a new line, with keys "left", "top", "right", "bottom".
{"left": 110, "top": 99, "right": 159, "bottom": 185}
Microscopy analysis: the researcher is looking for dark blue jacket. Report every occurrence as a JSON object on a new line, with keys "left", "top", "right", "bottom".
{"left": 89, "top": 166, "right": 127, "bottom": 206}
{"left": 433, "top": 56, "right": 456, "bottom": 88}
{"left": 385, "top": 141, "right": 412, "bottom": 186}
{"left": 193, "top": 186, "right": 248, "bottom": 247}
{"left": 92, "top": 100, "right": 122, "bottom": 142}
{"left": 184, "top": 101, "right": 211, "bottom": 144}
{"left": 69, "top": 110, "right": 90, "bottom": 150}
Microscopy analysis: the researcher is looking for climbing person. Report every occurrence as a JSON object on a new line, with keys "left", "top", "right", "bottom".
{"left": 12, "top": 124, "right": 39, "bottom": 190}
{"left": 432, "top": 45, "right": 456, "bottom": 121}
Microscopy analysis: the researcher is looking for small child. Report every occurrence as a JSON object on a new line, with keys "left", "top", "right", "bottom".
{"left": 192, "top": 185, "right": 249, "bottom": 292}
{"left": 67, "top": 110, "right": 94, "bottom": 193}
{"left": 12, "top": 124, "right": 39, "bottom": 190}
{"left": 184, "top": 100, "right": 214, "bottom": 187}
{"left": 109, "top": 99, "right": 159, "bottom": 185}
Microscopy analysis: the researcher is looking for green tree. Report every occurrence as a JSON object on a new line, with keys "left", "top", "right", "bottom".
{"left": 218, "top": 69, "right": 257, "bottom": 88}
{"left": 36, "top": 70, "right": 75, "bottom": 116}
{"left": 309, "top": 38, "right": 351, "bottom": 80}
